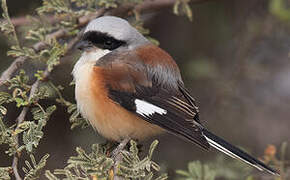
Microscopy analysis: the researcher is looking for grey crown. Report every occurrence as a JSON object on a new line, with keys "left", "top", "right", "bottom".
{"left": 84, "top": 16, "right": 149, "bottom": 49}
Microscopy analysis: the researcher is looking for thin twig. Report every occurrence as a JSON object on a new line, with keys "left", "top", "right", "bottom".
{"left": 0, "top": 57, "right": 27, "bottom": 87}
{"left": 112, "top": 138, "right": 131, "bottom": 180}
{"left": 9, "top": 15, "right": 57, "bottom": 27}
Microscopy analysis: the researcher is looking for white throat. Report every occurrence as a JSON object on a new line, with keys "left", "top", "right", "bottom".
{"left": 72, "top": 49, "right": 111, "bottom": 81}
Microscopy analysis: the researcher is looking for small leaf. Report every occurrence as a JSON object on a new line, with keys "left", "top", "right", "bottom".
{"left": 23, "top": 154, "right": 50, "bottom": 180}
{"left": 173, "top": 0, "right": 181, "bottom": 15}
{"left": 0, "top": 167, "right": 12, "bottom": 180}
{"left": 0, "top": 106, "right": 7, "bottom": 115}
{"left": 45, "top": 170, "right": 60, "bottom": 180}
{"left": 148, "top": 140, "right": 158, "bottom": 159}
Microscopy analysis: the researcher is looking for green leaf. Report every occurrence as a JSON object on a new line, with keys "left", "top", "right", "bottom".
{"left": 45, "top": 170, "right": 60, "bottom": 180}
{"left": 20, "top": 105, "right": 56, "bottom": 153}
{"left": 172, "top": 0, "right": 193, "bottom": 21}
{"left": 67, "top": 103, "right": 88, "bottom": 129}
{"left": 37, "top": 0, "right": 72, "bottom": 14}
{"left": 176, "top": 161, "right": 216, "bottom": 180}
{"left": 173, "top": 0, "right": 181, "bottom": 15}
{"left": 97, "top": 0, "right": 118, "bottom": 9}
{"left": 0, "top": 167, "right": 12, "bottom": 180}
{"left": 29, "top": 86, "right": 51, "bottom": 104}
{"left": 45, "top": 40, "right": 67, "bottom": 72}
{"left": 7, "top": 46, "right": 38, "bottom": 59}
{"left": 0, "top": 106, "right": 7, "bottom": 115}
{"left": 15, "top": 97, "right": 29, "bottom": 107}
{"left": 0, "top": 92, "right": 12, "bottom": 104}
{"left": 118, "top": 140, "right": 162, "bottom": 179}
{"left": 0, "top": 116, "right": 18, "bottom": 156}
{"left": 34, "top": 70, "right": 45, "bottom": 81}
{"left": 148, "top": 140, "right": 158, "bottom": 159}
{"left": 23, "top": 154, "right": 50, "bottom": 180}
{"left": 21, "top": 121, "right": 44, "bottom": 152}
{"left": 26, "top": 28, "right": 48, "bottom": 42}
{"left": 7, "top": 70, "right": 30, "bottom": 91}
{"left": 50, "top": 144, "right": 113, "bottom": 179}
{"left": 155, "top": 173, "right": 168, "bottom": 180}
{"left": 0, "top": 0, "right": 19, "bottom": 45}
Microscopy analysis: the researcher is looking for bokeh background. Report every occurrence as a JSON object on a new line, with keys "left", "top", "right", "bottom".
{"left": 0, "top": 0, "right": 289, "bottom": 179}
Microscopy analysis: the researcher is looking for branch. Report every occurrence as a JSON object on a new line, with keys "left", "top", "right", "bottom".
{"left": 0, "top": 56, "right": 27, "bottom": 87}
{"left": 0, "top": 29, "right": 69, "bottom": 87}
{"left": 108, "top": 0, "right": 210, "bottom": 16}
{"left": 4, "top": 0, "right": 210, "bottom": 27}
{"left": 112, "top": 138, "right": 131, "bottom": 180}
{"left": 10, "top": 15, "right": 57, "bottom": 27}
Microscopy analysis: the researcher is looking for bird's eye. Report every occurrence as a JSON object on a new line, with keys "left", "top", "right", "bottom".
{"left": 103, "top": 39, "right": 116, "bottom": 50}
{"left": 104, "top": 40, "right": 113, "bottom": 46}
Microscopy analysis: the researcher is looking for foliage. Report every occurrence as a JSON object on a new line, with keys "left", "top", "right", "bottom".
{"left": 176, "top": 155, "right": 253, "bottom": 180}
{"left": 45, "top": 143, "right": 114, "bottom": 179}
{"left": 23, "top": 154, "right": 50, "bottom": 180}
{"left": 0, "top": 167, "right": 12, "bottom": 180}
{"left": 173, "top": 0, "right": 193, "bottom": 21}
{"left": 0, "top": 0, "right": 19, "bottom": 45}
{"left": 117, "top": 140, "right": 168, "bottom": 179}
{"left": 176, "top": 161, "right": 217, "bottom": 180}
{"left": 20, "top": 105, "right": 56, "bottom": 153}
{"left": 45, "top": 140, "right": 166, "bottom": 180}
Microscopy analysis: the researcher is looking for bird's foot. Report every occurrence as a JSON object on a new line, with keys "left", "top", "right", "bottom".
{"left": 111, "top": 137, "right": 131, "bottom": 161}
{"left": 103, "top": 141, "right": 119, "bottom": 157}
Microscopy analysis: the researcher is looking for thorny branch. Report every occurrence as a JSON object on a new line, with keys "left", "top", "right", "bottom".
{"left": 0, "top": 0, "right": 211, "bottom": 179}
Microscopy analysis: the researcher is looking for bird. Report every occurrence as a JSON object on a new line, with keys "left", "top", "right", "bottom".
{"left": 72, "top": 16, "right": 279, "bottom": 176}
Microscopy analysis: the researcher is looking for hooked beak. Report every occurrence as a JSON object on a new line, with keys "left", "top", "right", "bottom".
{"left": 75, "top": 40, "right": 93, "bottom": 51}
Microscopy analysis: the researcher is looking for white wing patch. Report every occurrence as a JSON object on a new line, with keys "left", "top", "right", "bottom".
{"left": 135, "top": 99, "right": 167, "bottom": 116}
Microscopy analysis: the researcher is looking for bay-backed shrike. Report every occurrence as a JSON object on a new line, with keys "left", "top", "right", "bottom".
{"left": 72, "top": 16, "right": 278, "bottom": 175}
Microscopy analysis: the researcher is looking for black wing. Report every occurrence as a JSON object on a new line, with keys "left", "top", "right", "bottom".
{"left": 108, "top": 85, "right": 210, "bottom": 150}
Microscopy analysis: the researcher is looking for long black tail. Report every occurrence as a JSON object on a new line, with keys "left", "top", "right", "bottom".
{"left": 202, "top": 129, "right": 279, "bottom": 176}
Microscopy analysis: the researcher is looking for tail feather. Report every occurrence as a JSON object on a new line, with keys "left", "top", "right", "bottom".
{"left": 202, "top": 129, "right": 279, "bottom": 176}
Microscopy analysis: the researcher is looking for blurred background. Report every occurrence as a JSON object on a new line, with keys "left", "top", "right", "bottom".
{"left": 0, "top": 0, "right": 289, "bottom": 179}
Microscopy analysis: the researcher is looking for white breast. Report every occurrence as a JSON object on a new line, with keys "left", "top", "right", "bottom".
{"left": 73, "top": 50, "right": 111, "bottom": 80}
{"left": 72, "top": 50, "right": 110, "bottom": 124}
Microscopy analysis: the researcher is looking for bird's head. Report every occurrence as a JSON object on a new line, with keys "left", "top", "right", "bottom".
{"left": 76, "top": 16, "right": 149, "bottom": 58}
